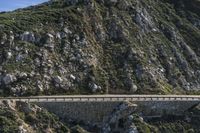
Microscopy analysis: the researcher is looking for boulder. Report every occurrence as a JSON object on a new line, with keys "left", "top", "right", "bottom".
{"left": 6, "top": 51, "right": 12, "bottom": 59}
{"left": 20, "top": 31, "right": 35, "bottom": 43}
{"left": 44, "top": 33, "right": 54, "bottom": 45}
{"left": 2, "top": 74, "right": 17, "bottom": 85}
{"left": 53, "top": 76, "right": 63, "bottom": 84}
{"left": 44, "top": 33, "right": 55, "bottom": 51}
{"left": 89, "top": 82, "right": 101, "bottom": 93}
{"left": 89, "top": 83, "right": 98, "bottom": 92}
{"left": 130, "top": 84, "right": 138, "bottom": 93}
{"left": 0, "top": 33, "right": 7, "bottom": 44}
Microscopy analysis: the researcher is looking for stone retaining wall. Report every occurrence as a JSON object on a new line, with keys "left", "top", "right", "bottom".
{"left": 36, "top": 100, "right": 200, "bottom": 124}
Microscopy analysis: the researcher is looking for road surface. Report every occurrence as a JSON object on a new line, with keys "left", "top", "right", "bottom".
{"left": 1, "top": 95, "right": 200, "bottom": 102}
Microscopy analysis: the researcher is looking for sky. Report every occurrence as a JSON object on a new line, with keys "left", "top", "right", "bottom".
{"left": 0, "top": 0, "right": 48, "bottom": 11}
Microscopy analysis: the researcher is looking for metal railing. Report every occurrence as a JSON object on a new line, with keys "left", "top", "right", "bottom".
{"left": 1, "top": 95, "right": 200, "bottom": 102}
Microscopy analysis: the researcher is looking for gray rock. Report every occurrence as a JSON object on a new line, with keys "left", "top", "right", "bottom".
{"left": 134, "top": 8, "right": 156, "bottom": 33}
{"left": 2, "top": 74, "right": 17, "bottom": 85}
{"left": 56, "top": 32, "right": 61, "bottom": 39}
{"left": 8, "top": 31, "right": 15, "bottom": 47}
{"left": 127, "top": 125, "right": 138, "bottom": 133}
{"left": 130, "top": 84, "right": 138, "bottom": 93}
{"left": 89, "top": 83, "right": 98, "bottom": 92}
{"left": 34, "top": 58, "right": 41, "bottom": 66}
{"left": 89, "top": 83, "right": 101, "bottom": 93}
{"left": 36, "top": 80, "right": 43, "bottom": 92}
{"left": 117, "top": 0, "right": 131, "bottom": 10}
{"left": 45, "top": 33, "right": 55, "bottom": 51}
{"left": 20, "top": 31, "right": 35, "bottom": 43}
{"left": 102, "top": 102, "right": 137, "bottom": 133}
{"left": 16, "top": 54, "right": 25, "bottom": 62}
{"left": 126, "top": 74, "right": 138, "bottom": 93}
{"left": 109, "top": 21, "right": 127, "bottom": 41}
{"left": 0, "top": 33, "right": 7, "bottom": 44}
{"left": 47, "top": 33, "right": 54, "bottom": 39}
{"left": 53, "top": 76, "right": 63, "bottom": 84}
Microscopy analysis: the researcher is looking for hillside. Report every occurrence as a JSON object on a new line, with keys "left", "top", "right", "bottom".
{"left": 0, "top": 0, "right": 200, "bottom": 96}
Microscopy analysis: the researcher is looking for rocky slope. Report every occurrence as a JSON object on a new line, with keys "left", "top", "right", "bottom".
{"left": 0, "top": 0, "right": 200, "bottom": 96}
{"left": 0, "top": 100, "right": 70, "bottom": 133}
{"left": 132, "top": 103, "right": 200, "bottom": 133}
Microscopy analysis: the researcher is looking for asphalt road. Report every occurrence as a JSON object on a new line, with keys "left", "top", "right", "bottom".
{"left": 1, "top": 95, "right": 200, "bottom": 102}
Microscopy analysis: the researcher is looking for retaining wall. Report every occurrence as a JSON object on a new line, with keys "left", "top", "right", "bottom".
{"left": 35, "top": 100, "right": 200, "bottom": 124}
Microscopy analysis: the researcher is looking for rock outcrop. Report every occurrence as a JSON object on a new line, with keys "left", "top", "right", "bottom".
{"left": 102, "top": 101, "right": 137, "bottom": 133}
{"left": 0, "top": 0, "right": 199, "bottom": 96}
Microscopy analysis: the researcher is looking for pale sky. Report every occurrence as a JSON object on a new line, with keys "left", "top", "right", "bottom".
{"left": 0, "top": 0, "right": 48, "bottom": 11}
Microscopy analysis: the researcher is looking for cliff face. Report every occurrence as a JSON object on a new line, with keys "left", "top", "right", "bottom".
{"left": 0, "top": 0, "right": 200, "bottom": 96}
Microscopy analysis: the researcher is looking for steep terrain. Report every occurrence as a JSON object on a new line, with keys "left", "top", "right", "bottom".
{"left": 0, "top": 0, "right": 200, "bottom": 96}
{"left": 0, "top": 100, "right": 80, "bottom": 133}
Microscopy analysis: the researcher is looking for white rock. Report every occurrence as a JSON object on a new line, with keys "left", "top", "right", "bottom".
{"left": 47, "top": 33, "right": 54, "bottom": 38}
{"left": 7, "top": 51, "right": 12, "bottom": 59}
{"left": 19, "top": 72, "right": 28, "bottom": 78}
{"left": 56, "top": 32, "right": 61, "bottom": 39}
{"left": 64, "top": 27, "right": 72, "bottom": 34}
{"left": 18, "top": 126, "right": 27, "bottom": 133}
{"left": 36, "top": 81, "right": 43, "bottom": 92}
{"left": 70, "top": 74, "right": 76, "bottom": 80}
